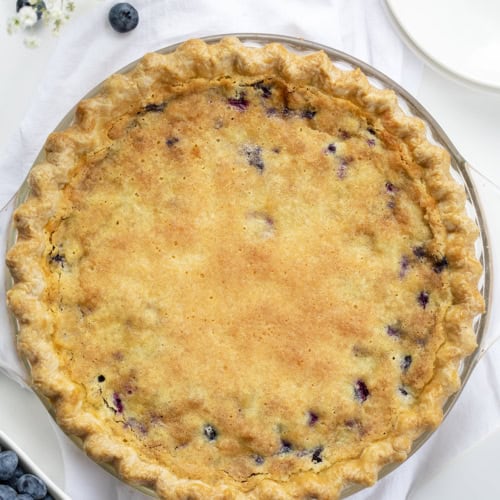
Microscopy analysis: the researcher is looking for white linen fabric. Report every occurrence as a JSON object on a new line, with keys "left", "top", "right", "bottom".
{"left": 1, "top": 1, "right": 499, "bottom": 499}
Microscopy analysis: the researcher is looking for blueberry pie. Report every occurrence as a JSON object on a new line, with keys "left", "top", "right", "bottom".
{"left": 6, "top": 37, "right": 484, "bottom": 499}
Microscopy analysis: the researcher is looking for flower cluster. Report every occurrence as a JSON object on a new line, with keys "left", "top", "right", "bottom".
{"left": 7, "top": 0, "right": 76, "bottom": 47}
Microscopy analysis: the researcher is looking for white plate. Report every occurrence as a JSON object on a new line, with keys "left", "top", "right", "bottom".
{"left": 384, "top": 0, "right": 500, "bottom": 92}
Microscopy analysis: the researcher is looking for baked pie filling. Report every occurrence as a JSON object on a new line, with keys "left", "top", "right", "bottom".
{"left": 6, "top": 38, "right": 484, "bottom": 499}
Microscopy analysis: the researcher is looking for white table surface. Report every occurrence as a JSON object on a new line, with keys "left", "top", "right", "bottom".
{"left": 1, "top": 2, "right": 500, "bottom": 499}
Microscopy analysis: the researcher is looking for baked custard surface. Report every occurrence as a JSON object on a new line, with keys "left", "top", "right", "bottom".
{"left": 7, "top": 38, "right": 484, "bottom": 499}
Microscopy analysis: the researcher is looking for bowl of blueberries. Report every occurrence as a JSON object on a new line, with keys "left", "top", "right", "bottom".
{"left": 0, "top": 431, "right": 69, "bottom": 500}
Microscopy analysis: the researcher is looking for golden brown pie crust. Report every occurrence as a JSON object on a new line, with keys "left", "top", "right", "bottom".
{"left": 6, "top": 37, "right": 484, "bottom": 499}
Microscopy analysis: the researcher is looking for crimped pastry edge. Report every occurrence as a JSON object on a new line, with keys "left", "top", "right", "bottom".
{"left": 5, "top": 37, "right": 484, "bottom": 499}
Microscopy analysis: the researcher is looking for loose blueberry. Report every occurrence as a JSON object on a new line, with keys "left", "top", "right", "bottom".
{"left": 401, "top": 355, "right": 412, "bottom": 372}
{"left": 279, "top": 439, "right": 293, "bottom": 454}
{"left": 112, "top": 393, "right": 124, "bottom": 413}
{"left": 16, "top": 494, "right": 35, "bottom": 500}
{"left": 307, "top": 411, "right": 319, "bottom": 426}
{"left": 97, "top": 374, "right": 105, "bottom": 382}
{"left": 432, "top": 256, "right": 448, "bottom": 274}
{"left": 243, "top": 145, "right": 264, "bottom": 172}
{"left": 203, "top": 424, "right": 217, "bottom": 441}
{"left": 228, "top": 95, "right": 249, "bottom": 111}
{"left": 6, "top": 465, "right": 24, "bottom": 488}
{"left": 16, "top": 474, "right": 47, "bottom": 499}
{"left": 108, "top": 3, "right": 139, "bottom": 33}
{"left": 0, "top": 451, "right": 18, "bottom": 481}
{"left": 354, "top": 380, "right": 369, "bottom": 402}
{"left": 413, "top": 246, "right": 427, "bottom": 259}
{"left": 418, "top": 291, "right": 429, "bottom": 309}
{"left": 311, "top": 446, "right": 324, "bottom": 464}
{"left": 166, "top": 137, "right": 179, "bottom": 147}
{"left": 16, "top": 0, "right": 45, "bottom": 20}
{"left": 143, "top": 103, "right": 165, "bottom": 113}
{"left": 0, "top": 485, "right": 16, "bottom": 500}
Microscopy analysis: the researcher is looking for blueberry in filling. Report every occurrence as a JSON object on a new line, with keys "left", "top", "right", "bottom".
{"left": 413, "top": 245, "right": 427, "bottom": 259}
{"left": 203, "top": 424, "right": 218, "bottom": 441}
{"left": 386, "top": 324, "right": 401, "bottom": 337}
{"left": 417, "top": 291, "right": 429, "bottom": 309}
{"left": 311, "top": 446, "right": 324, "bottom": 464}
{"left": 401, "top": 355, "right": 412, "bottom": 372}
{"left": 228, "top": 94, "right": 249, "bottom": 110}
{"left": 97, "top": 374, "right": 106, "bottom": 383}
{"left": 399, "top": 255, "right": 410, "bottom": 278}
{"left": 251, "top": 81, "right": 272, "bottom": 98}
{"left": 301, "top": 109, "right": 317, "bottom": 119}
{"left": 113, "top": 393, "right": 124, "bottom": 413}
{"left": 143, "top": 103, "right": 165, "bottom": 113}
{"left": 326, "top": 143, "right": 337, "bottom": 154}
{"left": 166, "top": 137, "right": 179, "bottom": 147}
{"left": 307, "top": 411, "right": 319, "bottom": 426}
{"left": 432, "top": 256, "right": 448, "bottom": 273}
{"left": 354, "top": 380, "right": 369, "bottom": 402}
{"left": 279, "top": 439, "right": 293, "bottom": 454}
{"left": 253, "top": 455, "right": 265, "bottom": 465}
{"left": 243, "top": 145, "right": 265, "bottom": 172}
{"left": 399, "top": 386, "right": 409, "bottom": 396}
{"left": 367, "top": 127, "right": 376, "bottom": 135}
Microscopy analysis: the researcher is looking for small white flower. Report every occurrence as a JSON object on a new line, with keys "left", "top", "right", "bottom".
{"left": 23, "top": 35, "right": 40, "bottom": 48}
{"left": 18, "top": 6, "right": 38, "bottom": 28}
{"left": 6, "top": 16, "right": 21, "bottom": 35}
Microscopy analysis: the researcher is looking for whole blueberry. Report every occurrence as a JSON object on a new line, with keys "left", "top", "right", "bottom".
{"left": 6, "top": 465, "right": 24, "bottom": 488}
{"left": 16, "top": 474, "right": 47, "bottom": 499}
{"left": 16, "top": 495, "right": 35, "bottom": 500}
{"left": 0, "top": 484, "right": 16, "bottom": 500}
{"left": 0, "top": 451, "right": 18, "bottom": 480}
{"left": 16, "top": 0, "right": 45, "bottom": 20}
{"left": 108, "top": 3, "right": 139, "bottom": 33}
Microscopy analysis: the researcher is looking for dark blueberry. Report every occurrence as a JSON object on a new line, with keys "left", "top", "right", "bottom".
{"left": 203, "top": 424, "right": 217, "bottom": 441}
{"left": 399, "top": 386, "right": 409, "bottom": 396}
{"left": 339, "top": 130, "right": 351, "bottom": 140}
{"left": 311, "top": 446, "right": 324, "bottom": 464}
{"left": 326, "top": 143, "right": 337, "bottom": 154}
{"left": 354, "top": 380, "right": 369, "bottom": 402}
{"left": 279, "top": 439, "right": 293, "bottom": 454}
{"left": 367, "top": 138, "right": 376, "bottom": 147}
{"left": 166, "top": 137, "right": 179, "bottom": 147}
{"left": 367, "top": 127, "right": 377, "bottom": 135}
{"left": 228, "top": 95, "right": 249, "bottom": 111}
{"left": 401, "top": 355, "right": 412, "bottom": 372}
{"left": 0, "top": 485, "right": 16, "bottom": 500}
{"left": 385, "top": 181, "right": 396, "bottom": 193}
{"left": 413, "top": 246, "right": 427, "bottom": 259}
{"left": 143, "top": 103, "right": 165, "bottom": 113}
{"left": 16, "top": 494, "right": 35, "bottom": 500}
{"left": 112, "top": 392, "right": 124, "bottom": 413}
{"left": 42, "top": 495, "right": 54, "bottom": 500}
{"left": 307, "top": 411, "right": 319, "bottom": 426}
{"left": 432, "top": 256, "right": 448, "bottom": 274}
{"left": 417, "top": 291, "right": 429, "bottom": 309}
{"left": 16, "top": 474, "right": 47, "bottom": 499}
{"left": 97, "top": 374, "right": 105, "bottom": 382}
{"left": 108, "top": 3, "right": 139, "bottom": 33}
{"left": 282, "top": 106, "right": 294, "bottom": 118}
{"left": 0, "top": 451, "right": 18, "bottom": 480}
{"left": 253, "top": 455, "right": 265, "bottom": 465}
{"left": 399, "top": 255, "right": 410, "bottom": 278}
{"left": 252, "top": 81, "right": 272, "bottom": 98}
{"left": 272, "top": 147, "right": 281, "bottom": 154}
{"left": 49, "top": 253, "right": 65, "bottom": 266}
{"left": 266, "top": 107, "right": 278, "bottom": 116}
{"left": 386, "top": 324, "right": 401, "bottom": 337}
{"left": 301, "top": 109, "right": 317, "bottom": 119}
{"left": 243, "top": 145, "right": 264, "bottom": 172}
{"left": 6, "top": 465, "right": 24, "bottom": 488}
{"left": 16, "top": 0, "right": 45, "bottom": 20}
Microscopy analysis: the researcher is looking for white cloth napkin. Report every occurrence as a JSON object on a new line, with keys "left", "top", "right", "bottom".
{"left": 1, "top": 1, "right": 499, "bottom": 499}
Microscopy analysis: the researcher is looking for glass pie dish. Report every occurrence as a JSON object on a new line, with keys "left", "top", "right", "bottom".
{"left": 0, "top": 34, "right": 497, "bottom": 499}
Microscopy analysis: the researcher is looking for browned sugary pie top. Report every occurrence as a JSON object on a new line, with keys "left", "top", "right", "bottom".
{"left": 6, "top": 38, "right": 484, "bottom": 499}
